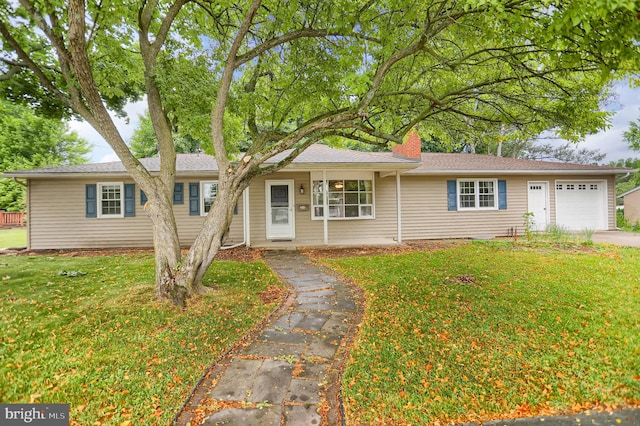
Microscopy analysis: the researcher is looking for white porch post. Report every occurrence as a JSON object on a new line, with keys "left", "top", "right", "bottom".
{"left": 396, "top": 171, "right": 402, "bottom": 243}
{"left": 323, "top": 170, "right": 329, "bottom": 245}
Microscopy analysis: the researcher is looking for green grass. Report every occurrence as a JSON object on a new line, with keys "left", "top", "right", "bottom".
{"left": 323, "top": 243, "right": 640, "bottom": 425}
{"left": 0, "top": 227, "right": 27, "bottom": 248}
{"left": 0, "top": 254, "right": 283, "bottom": 425}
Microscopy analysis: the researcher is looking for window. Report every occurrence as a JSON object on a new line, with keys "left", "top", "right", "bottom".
{"left": 98, "top": 182, "right": 124, "bottom": 218}
{"left": 200, "top": 181, "right": 218, "bottom": 216}
{"left": 590, "top": 184, "right": 598, "bottom": 190}
{"left": 311, "top": 176, "right": 374, "bottom": 220}
{"left": 457, "top": 180, "right": 497, "bottom": 210}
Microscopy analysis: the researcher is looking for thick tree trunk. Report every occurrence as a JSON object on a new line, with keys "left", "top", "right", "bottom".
{"left": 141, "top": 175, "right": 245, "bottom": 307}
{"left": 175, "top": 180, "right": 243, "bottom": 297}
{"left": 142, "top": 188, "right": 188, "bottom": 306}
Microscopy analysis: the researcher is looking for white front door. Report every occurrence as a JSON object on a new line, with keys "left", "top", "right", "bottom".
{"left": 527, "top": 181, "right": 549, "bottom": 231}
{"left": 266, "top": 180, "right": 295, "bottom": 240}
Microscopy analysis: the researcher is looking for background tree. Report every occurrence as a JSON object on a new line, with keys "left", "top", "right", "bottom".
{"left": 503, "top": 141, "right": 606, "bottom": 164}
{"left": 0, "top": 99, "right": 89, "bottom": 211}
{"left": 610, "top": 158, "right": 640, "bottom": 203}
{"left": 614, "top": 116, "right": 640, "bottom": 199}
{"left": 1, "top": 0, "right": 638, "bottom": 306}
{"left": 624, "top": 116, "right": 640, "bottom": 152}
{"left": 128, "top": 112, "right": 202, "bottom": 158}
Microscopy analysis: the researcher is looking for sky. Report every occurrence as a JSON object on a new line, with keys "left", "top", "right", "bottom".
{"left": 71, "top": 81, "right": 640, "bottom": 165}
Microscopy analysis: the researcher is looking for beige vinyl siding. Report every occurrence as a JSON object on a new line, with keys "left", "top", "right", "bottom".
{"left": 400, "top": 176, "right": 527, "bottom": 240}
{"left": 26, "top": 172, "right": 617, "bottom": 250}
{"left": 28, "top": 177, "right": 244, "bottom": 250}
{"left": 623, "top": 189, "right": 640, "bottom": 224}
{"left": 400, "top": 174, "right": 617, "bottom": 241}
{"left": 605, "top": 175, "right": 617, "bottom": 229}
{"left": 248, "top": 172, "right": 398, "bottom": 246}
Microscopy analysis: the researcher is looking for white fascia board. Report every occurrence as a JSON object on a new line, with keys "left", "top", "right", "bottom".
{"left": 404, "top": 169, "right": 628, "bottom": 176}
{"left": 3, "top": 171, "right": 221, "bottom": 179}
{"left": 618, "top": 186, "right": 640, "bottom": 198}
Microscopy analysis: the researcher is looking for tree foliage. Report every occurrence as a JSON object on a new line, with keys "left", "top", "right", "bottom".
{"left": 609, "top": 158, "right": 640, "bottom": 200}
{"left": 1, "top": 0, "right": 638, "bottom": 305}
{"left": 129, "top": 112, "right": 202, "bottom": 158}
{"left": 0, "top": 99, "right": 89, "bottom": 211}
{"left": 503, "top": 141, "right": 606, "bottom": 164}
{"left": 623, "top": 118, "right": 640, "bottom": 152}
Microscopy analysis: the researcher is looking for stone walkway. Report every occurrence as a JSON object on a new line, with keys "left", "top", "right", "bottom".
{"left": 176, "top": 250, "right": 362, "bottom": 426}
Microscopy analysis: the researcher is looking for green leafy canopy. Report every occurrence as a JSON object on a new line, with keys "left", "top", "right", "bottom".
{"left": 0, "top": 99, "right": 90, "bottom": 211}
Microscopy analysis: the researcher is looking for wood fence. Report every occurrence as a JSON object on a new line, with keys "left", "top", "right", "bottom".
{"left": 0, "top": 211, "right": 25, "bottom": 227}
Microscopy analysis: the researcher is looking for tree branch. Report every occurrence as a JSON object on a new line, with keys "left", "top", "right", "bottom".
{"left": 151, "top": 0, "right": 189, "bottom": 58}
{"left": 67, "top": 0, "right": 148, "bottom": 185}
{"left": 235, "top": 28, "right": 379, "bottom": 67}
{"left": 0, "top": 19, "right": 75, "bottom": 111}
{"left": 212, "top": 0, "right": 262, "bottom": 172}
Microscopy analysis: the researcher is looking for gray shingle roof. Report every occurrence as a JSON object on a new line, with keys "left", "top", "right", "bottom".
{"left": 405, "top": 153, "right": 628, "bottom": 175}
{"left": 2, "top": 145, "right": 628, "bottom": 178}
{"left": 3, "top": 154, "right": 220, "bottom": 175}
{"left": 270, "top": 144, "right": 416, "bottom": 164}
{"left": 3, "top": 144, "right": 417, "bottom": 177}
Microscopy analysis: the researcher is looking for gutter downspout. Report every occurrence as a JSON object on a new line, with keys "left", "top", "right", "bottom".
{"left": 220, "top": 188, "right": 249, "bottom": 250}
{"left": 396, "top": 172, "right": 402, "bottom": 243}
{"left": 12, "top": 177, "right": 28, "bottom": 188}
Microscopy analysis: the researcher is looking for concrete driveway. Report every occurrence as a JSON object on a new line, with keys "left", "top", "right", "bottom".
{"left": 592, "top": 231, "right": 640, "bottom": 247}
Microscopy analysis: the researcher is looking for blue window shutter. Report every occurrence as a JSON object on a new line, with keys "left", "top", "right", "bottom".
{"left": 189, "top": 183, "right": 200, "bottom": 216}
{"left": 234, "top": 203, "right": 238, "bottom": 215}
{"left": 140, "top": 190, "right": 147, "bottom": 205}
{"left": 173, "top": 182, "right": 184, "bottom": 204}
{"left": 447, "top": 180, "right": 457, "bottom": 211}
{"left": 86, "top": 184, "right": 97, "bottom": 218}
{"left": 124, "top": 183, "right": 135, "bottom": 217}
{"left": 498, "top": 180, "right": 507, "bottom": 210}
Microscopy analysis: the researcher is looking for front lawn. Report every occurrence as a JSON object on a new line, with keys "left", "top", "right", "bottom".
{"left": 0, "top": 254, "right": 283, "bottom": 425}
{"left": 324, "top": 243, "right": 640, "bottom": 425}
{"left": 0, "top": 227, "right": 27, "bottom": 248}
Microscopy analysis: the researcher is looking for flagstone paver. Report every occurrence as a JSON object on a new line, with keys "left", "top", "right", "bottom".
{"left": 176, "top": 250, "right": 362, "bottom": 426}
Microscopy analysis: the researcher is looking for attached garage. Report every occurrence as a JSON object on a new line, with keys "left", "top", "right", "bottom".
{"left": 555, "top": 180, "right": 608, "bottom": 230}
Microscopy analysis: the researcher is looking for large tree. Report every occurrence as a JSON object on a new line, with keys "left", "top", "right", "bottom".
{"left": 0, "top": 99, "right": 89, "bottom": 211}
{"left": 1, "top": 0, "right": 638, "bottom": 306}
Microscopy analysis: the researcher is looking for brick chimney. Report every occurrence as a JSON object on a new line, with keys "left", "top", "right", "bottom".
{"left": 392, "top": 128, "right": 421, "bottom": 159}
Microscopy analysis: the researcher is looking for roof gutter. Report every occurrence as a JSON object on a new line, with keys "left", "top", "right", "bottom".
{"left": 1, "top": 171, "right": 222, "bottom": 179}
{"left": 406, "top": 169, "right": 630, "bottom": 176}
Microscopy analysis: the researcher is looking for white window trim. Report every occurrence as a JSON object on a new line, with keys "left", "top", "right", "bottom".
{"left": 310, "top": 172, "right": 375, "bottom": 221}
{"left": 97, "top": 182, "right": 124, "bottom": 218}
{"left": 457, "top": 178, "right": 498, "bottom": 211}
{"left": 200, "top": 180, "right": 218, "bottom": 217}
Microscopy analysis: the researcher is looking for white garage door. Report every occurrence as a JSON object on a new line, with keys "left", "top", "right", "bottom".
{"left": 555, "top": 181, "right": 607, "bottom": 231}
